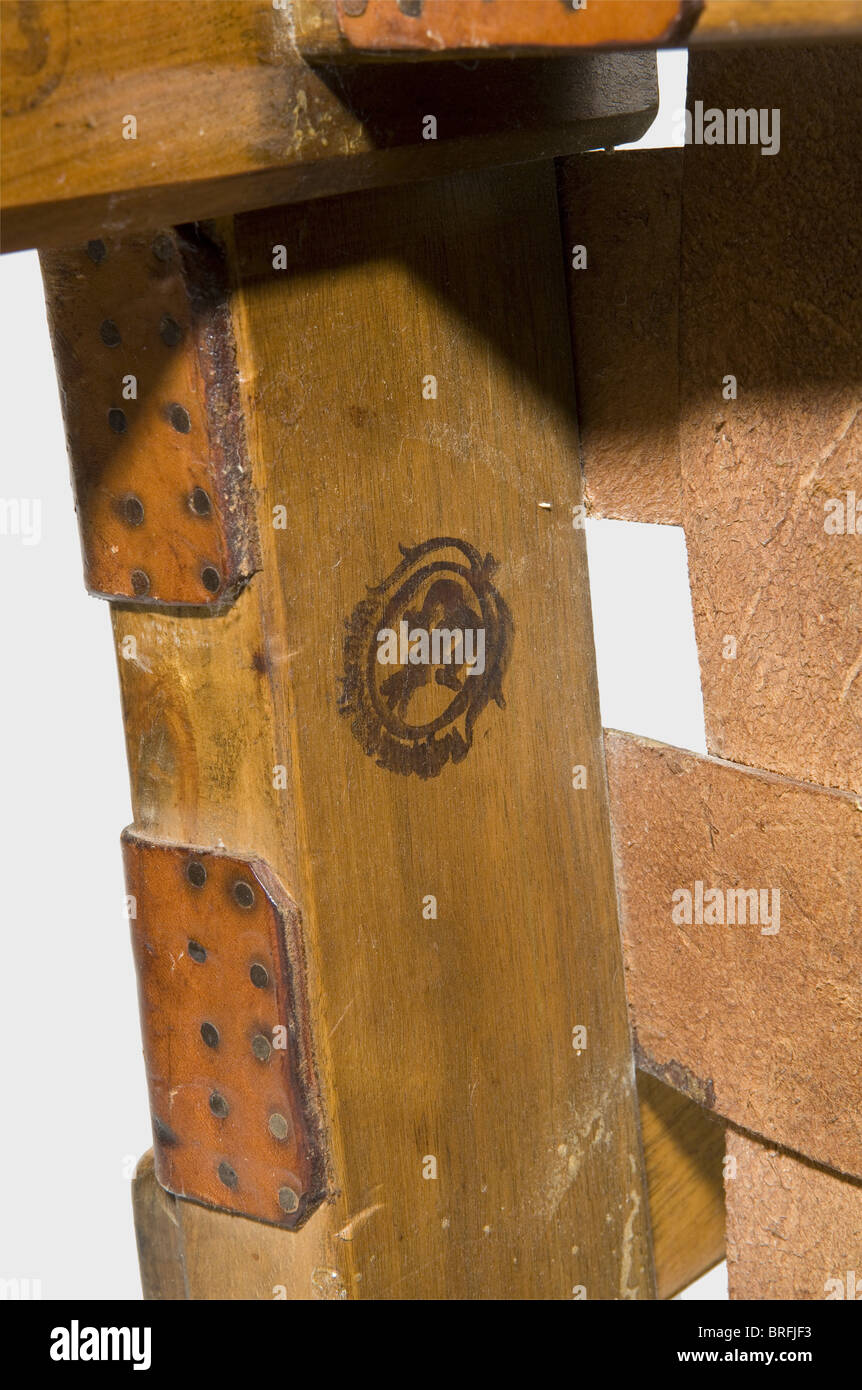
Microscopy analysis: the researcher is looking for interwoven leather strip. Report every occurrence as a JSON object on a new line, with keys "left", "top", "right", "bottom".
{"left": 606, "top": 731, "right": 862, "bottom": 1181}
{"left": 122, "top": 831, "right": 328, "bottom": 1229}
{"left": 725, "top": 1131, "right": 862, "bottom": 1299}
{"left": 40, "top": 225, "right": 259, "bottom": 607}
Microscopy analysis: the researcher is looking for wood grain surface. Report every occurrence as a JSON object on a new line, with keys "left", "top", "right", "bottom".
{"left": 114, "top": 161, "right": 654, "bottom": 1299}
{"left": 133, "top": 1074, "right": 728, "bottom": 1299}
{"left": 638, "top": 1074, "right": 726, "bottom": 1299}
{"left": 692, "top": 0, "right": 862, "bottom": 42}
{"left": 0, "top": 0, "right": 657, "bottom": 253}
{"left": 132, "top": 1152, "right": 187, "bottom": 1301}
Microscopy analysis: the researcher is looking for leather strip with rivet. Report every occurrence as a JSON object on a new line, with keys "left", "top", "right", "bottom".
{"left": 122, "top": 831, "right": 328, "bottom": 1229}
{"left": 329, "top": 0, "right": 701, "bottom": 54}
{"left": 40, "top": 226, "right": 259, "bottom": 607}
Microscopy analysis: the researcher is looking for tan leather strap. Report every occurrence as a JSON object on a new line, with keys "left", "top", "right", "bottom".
{"left": 40, "top": 227, "right": 258, "bottom": 608}
{"left": 123, "top": 830, "right": 328, "bottom": 1229}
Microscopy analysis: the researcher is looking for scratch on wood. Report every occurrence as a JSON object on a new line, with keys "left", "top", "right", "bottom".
{"left": 619, "top": 1173, "right": 642, "bottom": 1300}
{"left": 335, "top": 1202, "right": 385, "bottom": 1242}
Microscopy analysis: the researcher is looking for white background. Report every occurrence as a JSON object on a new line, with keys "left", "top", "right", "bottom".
{"left": 0, "top": 50, "right": 726, "bottom": 1300}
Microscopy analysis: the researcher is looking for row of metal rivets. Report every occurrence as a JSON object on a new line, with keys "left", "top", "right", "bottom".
{"left": 216, "top": 1160, "right": 299, "bottom": 1214}
{"left": 127, "top": 565, "right": 220, "bottom": 598}
{"left": 108, "top": 402, "right": 190, "bottom": 435}
{"left": 99, "top": 314, "right": 182, "bottom": 349}
{"left": 182, "top": 856, "right": 301, "bottom": 1216}
{"left": 186, "top": 859, "right": 257, "bottom": 905}
{"left": 121, "top": 488, "right": 211, "bottom": 528}
{"left": 199, "top": 1021, "right": 273, "bottom": 1061}
{"left": 87, "top": 236, "right": 221, "bottom": 599}
{"left": 190, "top": 951, "right": 267, "bottom": 986}
{"left": 206, "top": 1088, "right": 291, "bottom": 1142}
{"left": 123, "top": 486, "right": 218, "bottom": 597}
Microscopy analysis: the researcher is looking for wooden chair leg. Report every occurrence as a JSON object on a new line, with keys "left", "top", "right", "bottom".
{"left": 31, "top": 18, "right": 859, "bottom": 1306}
{"left": 132, "top": 1076, "right": 728, "bottom": 1302}
{"left": 45, "top": 161, "right": 658, "bottom": 1300}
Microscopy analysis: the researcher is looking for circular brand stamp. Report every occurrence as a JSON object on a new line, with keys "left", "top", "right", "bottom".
{"left": 338, "top": 537, "right": 512, "bottom": 778}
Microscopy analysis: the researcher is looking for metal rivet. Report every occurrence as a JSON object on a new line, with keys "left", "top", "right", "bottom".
{"left": 218, "top": 1161, "right": 238, "bottom": 1190}
{"left": 153, "top": 1115, "right": 178, "bottom": 1147}
{"left": 251, "top": 1033, "right": 272, "bottom": 1062}
{"left": 188, "top": 939, "right": 206, "bottom": 963}
{"left": 342, "top": 0, "right": 367, "bottom": 13}
{"left": 201, "top": 565, "right": 221, "bottom": 594}
{"left": 100, "top": 319, "right": 121, "bottom": 347}
{"left": 87, "top": 239, "right": 107, "bottom": 264}
{"left": 278, "top": 1185, "right": 299, "bottom": 1213}
{"left": 233, "top": 880, "right": 255, "bottom": 909}
{"left": 159, "top": 314, "right": 182, "bottom": 347}
{"left": 209, "top": 1092, "right": 229, "bottom": 1119}
{"left": 201, "top": 1021, "right": 219, "bottom": 1049}
{"left": 268, "top": 1113, "right": 290, "bottom": 1141}
{"left": 250, "top": 963, "right": 269, "bottom": 989}
{"left": 108, "top": 407, "right": 127, "bottom": 434}
{"left": 186, "top": 860, "right": 207, "bottom": 887}
{"left": 397, "top": 0, "right": 422, "bottom": 14}
{"left": 168, "top": 403, "right": 191, "bottom": 433}
{"left": 122, "top": 494, "right": 144, "bottom": 527}
{"left": 189, "top": 486, "right": 211, "bottom": 517}
{"left": 152, "top": 233, "right": 173, "bottom": 262}
{"left": 130, "top": 569, "right": 150, "bottom": 597}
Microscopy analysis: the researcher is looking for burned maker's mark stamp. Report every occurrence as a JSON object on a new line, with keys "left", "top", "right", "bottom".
{"left": 338, "top": 537, "right": 512, "bottom": 778}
